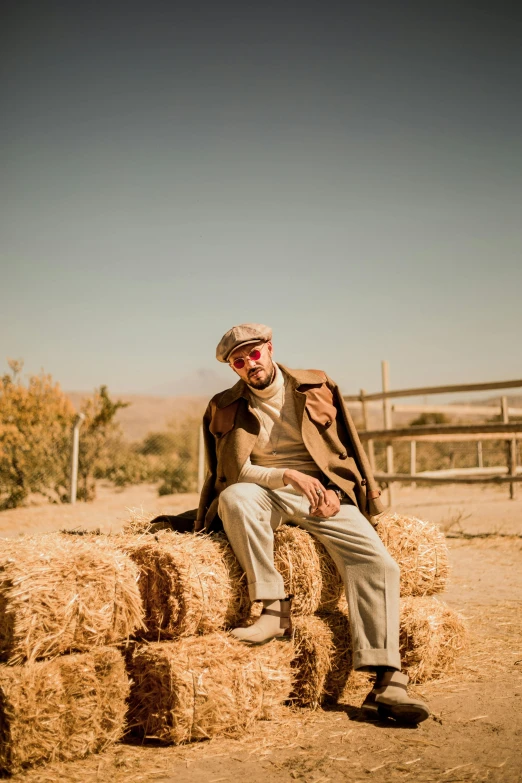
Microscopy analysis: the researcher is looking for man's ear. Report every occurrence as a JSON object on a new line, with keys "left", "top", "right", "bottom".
{"left": 267, "top": 341, "right": 273, "bottom": 355}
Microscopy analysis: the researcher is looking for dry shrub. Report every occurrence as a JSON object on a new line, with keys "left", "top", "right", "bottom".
{"left": 0, "top": 534, "right": 144, "bottom": 664}
{"left": 121, "top": 532, "right": 250, "bottom": 640}
{"left": 374, "top": 512, "right": 449, "bottom": 596}
{"left": 400, "top": 595, "right": 468, "bottom": 682}
{"left": 0, "top": 647, "right": 129, "bottom": 775}
{"left": 127, "top": 633, "right": 294, "bottom": 743}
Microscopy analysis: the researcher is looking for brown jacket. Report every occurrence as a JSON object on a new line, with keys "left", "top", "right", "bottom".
{"left": 195, "top": 365, "right": 384, "bottom": 532}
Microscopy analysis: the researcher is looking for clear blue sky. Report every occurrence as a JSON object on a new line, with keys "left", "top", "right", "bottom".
{"left": 1, "top": 2, "right": 521, "bottom": 397}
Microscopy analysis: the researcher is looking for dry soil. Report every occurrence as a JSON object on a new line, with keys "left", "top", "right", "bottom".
{"left": 1, "top": 482, "right": 521, "bottom": 783}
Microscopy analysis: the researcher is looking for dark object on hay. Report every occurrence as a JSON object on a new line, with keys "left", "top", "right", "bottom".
{"left": 147, "top": 509, "right": 198, "bottom": 534}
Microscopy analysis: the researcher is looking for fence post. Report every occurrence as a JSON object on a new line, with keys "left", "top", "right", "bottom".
{"left": 360, "top": 388, "right": 375, "bottom": 471}
{"left": 477, "top": 441, "right": 483, "bottom": 468}
{"left": 501, "top": 396, "right": 517, "bottom": 499}
{"left": 197, "top": 424, "right": 206, "bottom": 494}
{"left": 410, "top": 440, "right": 417, "bottom": 488}
{"left": 381, "top": 360, "right": 395, "bottom": 506}
{"left": 69, "top": 413, "right": 85, "bottom": 504}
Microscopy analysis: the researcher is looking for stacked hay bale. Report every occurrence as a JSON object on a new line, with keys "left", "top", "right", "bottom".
{"left": 0, "top": 534, "right": 144, "bottom": 774}
{"left": 289, "top": 512, "right": 466, "bottom": 708}
{"left": 119, "top": 510, "right": 465, "bottom": 730}
{"left": 0, "top": 508, "right": 466, "bottom": 767}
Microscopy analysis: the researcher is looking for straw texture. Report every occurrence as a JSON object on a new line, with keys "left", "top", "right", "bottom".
{"left": 399, "top": 595, "right": 468, "bottom": 682}
{"left": 290, "top": 613, "right": 354, "bottom": 708}
{"left": 290, "top": 596, "right": 466, "bottom": 707}
{"left": 0, "top": 535, "right": 144, "bottom": 664}
{"left": 121, "top": 532, "right": 250, "bottom": 640}
{"left": 127, "top": 633, "right": 294, "bottom": 743}
{"left": 374, "top": 512, "right": 449, "bottom": 596}
{"left": 120, "top": 525, "right": 346, "bottom": 640}
{"left": 0, "top": 647, "right": 129, "bottom": 775}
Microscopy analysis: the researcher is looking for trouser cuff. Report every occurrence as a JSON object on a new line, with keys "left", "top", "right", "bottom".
{"left": 247, "top": 579, "right": 286, "bottom": 601}
{"left": 353, "top": 648, "right": 401, "bottom": 671}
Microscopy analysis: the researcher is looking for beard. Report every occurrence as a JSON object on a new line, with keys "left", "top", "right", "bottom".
{"left": 246, "top": 359, "right": 276, "bottom": 390}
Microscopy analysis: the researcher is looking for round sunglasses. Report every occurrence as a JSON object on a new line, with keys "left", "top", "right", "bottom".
{"left": 230, "top": 347, "right": 263, "bottom": 370}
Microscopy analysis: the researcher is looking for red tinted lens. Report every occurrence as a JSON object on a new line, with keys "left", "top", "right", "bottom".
{"left": 232, "top": 348, "right": 261, "bottom": 369}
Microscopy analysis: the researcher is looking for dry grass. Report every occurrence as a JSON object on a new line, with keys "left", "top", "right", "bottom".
{"left": 0, "top": 534, "right": 144, "bottom": 664}
{"left": 374, "top": 512, "right": 449, "bottom": 596}
{"left": 127, "top": 633, "right": 294, "bottom": 744}
{"left": 0, "top": 647, "right": 129, "bottom": 775}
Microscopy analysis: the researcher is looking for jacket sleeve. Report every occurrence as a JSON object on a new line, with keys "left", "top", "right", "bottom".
{"left": 328, "top": 376, "right": 385, "bottom": 517}
{"left": 195, "top": 400, "right": 218, "bottom": 532}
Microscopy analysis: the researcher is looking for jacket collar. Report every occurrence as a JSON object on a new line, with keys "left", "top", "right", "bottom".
{"left": 216, "top": 364, "right": 324, "bottom": 408}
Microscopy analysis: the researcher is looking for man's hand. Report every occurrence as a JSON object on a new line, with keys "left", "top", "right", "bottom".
{"left": 283, "top": 470, "right": 340, "bottom": 518}
{"left": 312, "top": 489, "right": 340, "bottom": 519}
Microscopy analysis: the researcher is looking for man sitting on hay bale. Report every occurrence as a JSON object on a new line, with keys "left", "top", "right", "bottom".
{"left": 184, "top": 323, "right": 429, "bottom": 725}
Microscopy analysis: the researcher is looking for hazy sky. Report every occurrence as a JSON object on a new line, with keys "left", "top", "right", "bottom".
{"left": 1, "top": 1, "right": 521, "bottom": 397}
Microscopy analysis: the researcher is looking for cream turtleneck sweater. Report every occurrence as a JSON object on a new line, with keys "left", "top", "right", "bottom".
{"left": 238, "top": 364, "right": 323, "bottom": 489}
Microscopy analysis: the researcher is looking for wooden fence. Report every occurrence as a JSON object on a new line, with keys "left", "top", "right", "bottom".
{"left": 344, "top": 363, "right": 522, "bottom": 505}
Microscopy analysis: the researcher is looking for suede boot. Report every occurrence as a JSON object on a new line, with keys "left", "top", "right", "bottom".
{"left": 361, "top": 670, "right": 430, "bottom": 725}
{"left": 230, "top": 597, "right": 293, "bottom": 645}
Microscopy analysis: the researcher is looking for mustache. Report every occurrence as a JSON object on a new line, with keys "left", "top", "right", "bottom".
{"left": 248, "top": 366, "right": 263, "bottom": 377}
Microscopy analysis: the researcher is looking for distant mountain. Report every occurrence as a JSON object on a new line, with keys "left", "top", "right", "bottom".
{"left": 66, "top": 392, "right": 209, "bottom": 442}
{"left": 151, "top": 368, "right": 230, "bottom": 397}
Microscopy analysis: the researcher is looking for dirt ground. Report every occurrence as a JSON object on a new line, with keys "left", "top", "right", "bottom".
{"left": 1, "top": 482, "right": 521, "bottom": 783}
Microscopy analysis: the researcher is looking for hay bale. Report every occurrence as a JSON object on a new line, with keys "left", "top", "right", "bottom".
{"left": 121, "top": 532, "right": 251, "bottom": 640}
{"left": 273, "top": 526, "right": 344, "bottom": 613}
{"left": 374, "top": 512, "right": 449, "bottom": 596}
{"left": 273, "top": 526, "right": 323, "bottom": 614}
{"left": 313, "top": 539, "right": 345, "bottom": 611}
{"left": 120, "top": 525, "right": 345, "bottom": 640}
{"left": 127, "top": 633, "right": 294, "bottom": 743}
{"left": 291, "top": 612, "right": 354, "bottom": 707}
{"left": 0, "top": 535, "right": 144, "bottom": 664}
{"left": 0, "top": 647, "right": 129, "bottom": 775}
{"left": 400, "top": 595, "right": 468, "bottom": 682}
{"left": 290, "top": 616, "right": 333, "bottom": 708}
{"left": 291, "top": 596, "right": 466, "bottom": 707}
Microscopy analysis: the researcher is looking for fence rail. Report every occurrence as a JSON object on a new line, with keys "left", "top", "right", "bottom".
{"left": 344, "top": 377, "right": 522, "bottom": 403}
{"left": 347, "top": 363, "right": 521, "bottom": 505}
{"left": 359, "top": 423, "right": 522, "bottom": 441}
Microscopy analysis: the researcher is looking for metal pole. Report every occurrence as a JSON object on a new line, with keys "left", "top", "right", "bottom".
{"left": 197, "top": 424, "right": 206, "bottom": 494}
{"left": 381, "top": 360, "right": 395, "bottom": 506}
{"left": 70, "top": 413, "right": 85, "bottom": 504}
{"left": 477, "top": 441, "right": 483, "bottom": 468}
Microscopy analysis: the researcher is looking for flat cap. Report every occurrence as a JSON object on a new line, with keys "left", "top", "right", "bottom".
{"left": 216, "top": 323, "right": 272, "bottom": 363}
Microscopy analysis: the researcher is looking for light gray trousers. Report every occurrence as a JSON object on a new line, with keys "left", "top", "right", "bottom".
{"left": 218, "top": 483, "right": 401, "bottom": 670}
